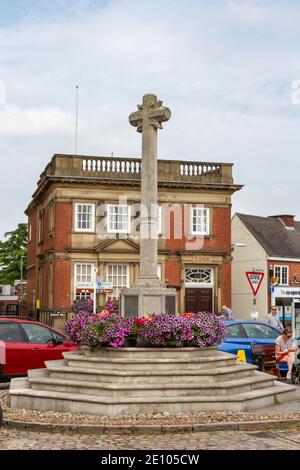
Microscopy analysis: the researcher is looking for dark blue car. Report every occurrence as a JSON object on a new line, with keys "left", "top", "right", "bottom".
{"left": 218, "top": 320, "right": 288, "bottom": 370}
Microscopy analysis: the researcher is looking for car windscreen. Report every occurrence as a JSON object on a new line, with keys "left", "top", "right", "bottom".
{"left": 243, "top": 323, "right": 279, "bottom": 339}
{"left": 225, "top": 323, "right": 247, "bottom": 338}
{"left": 0, "top": 322, "right": 23, "bottom": 342}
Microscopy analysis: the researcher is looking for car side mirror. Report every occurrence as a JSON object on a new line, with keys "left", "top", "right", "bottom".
{"left": 53, "top": 337, "right": 63, "bottom": 345}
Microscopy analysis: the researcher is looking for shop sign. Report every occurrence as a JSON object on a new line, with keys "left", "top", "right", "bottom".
{"left": 99, "top": 289, "right": 113, "bottom": 294}
{"left": 76, "top": 282, "right": 93, "bottom": 289}
{"left": 76, "top": 288, "right": 93, "bottom": 294}
{"left": 273, "top": 287, "right": 300, "bottom": 297}
{"left": 100, "top": 282, "right": 113, "bottom": 289}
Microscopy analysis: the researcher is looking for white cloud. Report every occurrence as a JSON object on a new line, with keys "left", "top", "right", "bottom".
{"left": 0, "top": 105, "right": 74, "bottom": 136}
{"left": 227, "top": 0, "right": 300, "bottom": 29}
{"left": 0, "top": 0, "right": 300, "bottom": 238}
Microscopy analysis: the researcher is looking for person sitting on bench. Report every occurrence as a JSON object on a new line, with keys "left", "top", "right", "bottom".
{"left": 275, "top": 327, "right": 298, "bottom": 380}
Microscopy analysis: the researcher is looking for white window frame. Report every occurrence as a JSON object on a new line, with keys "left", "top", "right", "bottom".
{"left": 107, "top": 204, "right": 131, "bottom": 234}
{"left": 274, "top": 265, "right": 289, "bottom": 286}
{"left": 106, "top": 264, "right": 130, "bottom": 299}
{"left": 74, "top": 263, "right": 95, "bottom": 299}
{"left": 157, "top": 206, "right": 162, "bottom": 235}
{"left": 184, "top": 267, "right": 214, "bottom": 288}
{"left": 157, "top": 263, "right": 162, "bottom": 280}
{"left": 190, "top": 207, "right": 210, "bottom": 235}
{"left": 75, "top": 203, "right": 95, "bottom": 233}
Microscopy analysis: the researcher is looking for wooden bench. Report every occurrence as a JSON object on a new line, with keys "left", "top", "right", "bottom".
{"left": 251, "top": 343, "right": 281, "bottom": 378}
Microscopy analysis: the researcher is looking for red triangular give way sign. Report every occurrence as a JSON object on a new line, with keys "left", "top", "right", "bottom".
{"left": 246, "top": 271, "right": 264, "bottom": 296}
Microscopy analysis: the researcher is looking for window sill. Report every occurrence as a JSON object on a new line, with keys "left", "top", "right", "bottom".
{"left": 73, "top": 230, "right": 96, "bottom": 234}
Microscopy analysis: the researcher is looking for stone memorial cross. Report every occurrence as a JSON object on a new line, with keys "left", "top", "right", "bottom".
{"left": 129, "top": 94, "right": 171, "bottom": 287}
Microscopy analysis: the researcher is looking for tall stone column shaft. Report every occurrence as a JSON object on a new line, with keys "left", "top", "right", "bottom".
{"left": 137, "top": 119, "right": 160, "bottom": 286}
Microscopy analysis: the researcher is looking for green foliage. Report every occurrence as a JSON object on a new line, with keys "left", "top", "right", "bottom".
{"left": 0, "top": 223, "right": 28, "bottom": 285}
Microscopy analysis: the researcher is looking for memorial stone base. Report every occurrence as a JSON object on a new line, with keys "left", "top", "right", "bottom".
{"left": 120, "top": 286, "right": 177, "bottom": 317}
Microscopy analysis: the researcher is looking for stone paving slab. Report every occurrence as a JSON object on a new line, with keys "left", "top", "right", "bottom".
{"left": 0, "top": 428, "right": 300, "bottom": 450}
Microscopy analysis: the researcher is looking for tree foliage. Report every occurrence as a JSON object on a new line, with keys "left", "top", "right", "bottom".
{"left": 0, "top": 223, "right": 28, "bottom": 285}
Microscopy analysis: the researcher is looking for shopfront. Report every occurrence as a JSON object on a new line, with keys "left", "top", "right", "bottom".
{"left": 272, "top": 286, "right": 300, "bottom": 331}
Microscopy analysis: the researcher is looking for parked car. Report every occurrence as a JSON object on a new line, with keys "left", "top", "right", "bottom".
{"left": 218, "top": 320, "right": 288, "bottom": 369}
{"left": 0, "top": 318, "right": 77, "bottom": 382}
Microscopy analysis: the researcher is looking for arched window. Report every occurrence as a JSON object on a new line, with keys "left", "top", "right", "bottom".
{"left": 185, "top": 268, "right": 213, "bottom": 286}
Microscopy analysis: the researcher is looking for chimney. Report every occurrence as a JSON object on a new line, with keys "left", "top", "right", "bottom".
{"left": 268, "top": 214, "right": 295, "bottom": 228}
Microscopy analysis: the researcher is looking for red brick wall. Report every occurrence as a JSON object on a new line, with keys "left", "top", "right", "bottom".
{"left": 26, "top": 269, "right": 36, "bottom": 310}
{"left": 267, "top": 260, "right": 300, "bottom": 309}
{"left": 165, "top": 207, "right": 231, "bottom": 254}
{"left": 221, "top": 261, "right": 231, "bottom": 308}
{"left": 43, "top": 206, "right": 54, "bottom": 252}
{"left": 165, "top": 260, "right": 181, "bottom": 286}
{"left": 27, "top": 209, "right": 38, "bottom": 267}
{"left": 26, "top": 202, "right": 72, "bottom": 311}
{"left": 53, "top": 259, "right": 71, "bottom": 310}
{"left": 54, "top": 202, "right": 72, "bottom": 252}
{"left": 268, "top": 260, "right": 300, "bottom": 283}
{"left": 163, "top": 206, "right": 232, "bottom": 313}
{"left": 27, "top": 209, "right": 38, "bottom": 309}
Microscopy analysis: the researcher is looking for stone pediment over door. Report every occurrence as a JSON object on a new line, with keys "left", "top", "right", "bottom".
{"left": 95, "top": 238, "right": 140, "bottom": 254}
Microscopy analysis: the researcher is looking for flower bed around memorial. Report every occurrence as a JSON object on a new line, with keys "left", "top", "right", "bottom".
{"left": 66, "top": 312, "right": 226, "bottom": 349}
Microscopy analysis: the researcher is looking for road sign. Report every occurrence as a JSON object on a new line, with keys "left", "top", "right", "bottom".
{"left": 246, "top": 271, "right": 264, "bottom": 296}
{"left": 100, "top": 282, "right": 113, "bottom": 289}
{"left": 269, "top": 284, "right": 275, "bottom": 294}
{"left": 96, "top": 277, "right": 102, "bottom": 289}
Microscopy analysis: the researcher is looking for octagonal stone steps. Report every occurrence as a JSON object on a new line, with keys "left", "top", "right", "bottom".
{"left": 10, "top": 348, "right": 297, "bottom": 415}
{"left": 44, "top": 362, "right": 258, "bottom": 384}
{"left": 28, "top": 373, "right": 276, "bottom": 398}
{"left": 82, "top": 347, "right": 226, "bottom": 359}
{"left": 10, "top": 380, "right": 296, "bottom": 414}
{"left": 62, "top": 351, "right": 238, "bottom": 371}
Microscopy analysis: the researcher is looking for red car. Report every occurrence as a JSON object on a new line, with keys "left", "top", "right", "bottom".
{"left": 0, "top": 318, "right": 77, "bottom": 382}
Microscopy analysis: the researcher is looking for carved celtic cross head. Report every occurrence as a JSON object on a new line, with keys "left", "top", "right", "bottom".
{"left": 129, "top": 93, "right": 171, "bottom": 133}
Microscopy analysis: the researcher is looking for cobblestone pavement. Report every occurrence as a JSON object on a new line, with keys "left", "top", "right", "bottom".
{"left": 0, "top": 428, "right": 300, "bottom": 450}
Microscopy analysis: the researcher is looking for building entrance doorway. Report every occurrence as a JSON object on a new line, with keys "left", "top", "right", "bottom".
{"left": 185, "top": 288, "right": 213, "bottom": 313}
{"left": 184, "top": 267, "right": 214, "bottom": 313}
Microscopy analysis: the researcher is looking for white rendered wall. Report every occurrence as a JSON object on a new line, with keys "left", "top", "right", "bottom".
{"left": 232, "top": 215, "right": 268, "bottom": 321}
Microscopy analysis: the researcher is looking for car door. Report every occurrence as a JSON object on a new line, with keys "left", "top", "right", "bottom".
{"left": 0, "top": 321, "right": 34, "bottom": 377}
{"left": 218, "top": 323, "right": 253, "bottom": 362}
{"left": 20, "top": 322, "right": 67, "bottom": 370}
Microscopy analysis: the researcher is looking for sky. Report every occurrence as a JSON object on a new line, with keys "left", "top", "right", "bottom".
{"left": 1, "top": 0, "right": 300, "bottom": 239}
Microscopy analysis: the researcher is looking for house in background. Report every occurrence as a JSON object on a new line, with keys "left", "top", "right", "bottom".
{"left": 25, "top": 154, "right": 242, "bottom": 314}
{"left": 232, "top": 213, "right": 300, "bottom": 335}
{"left": 0, "top": 284, "right": 18, "bottom": 314}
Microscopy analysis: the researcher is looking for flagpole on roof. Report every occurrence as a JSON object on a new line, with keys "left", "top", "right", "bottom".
{"left": 75, "top": 85, "right": 79, "bottom": 155}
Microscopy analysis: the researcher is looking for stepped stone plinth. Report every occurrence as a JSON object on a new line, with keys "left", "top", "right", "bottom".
{"left": 10, "top": 347, "right": 296, "bottom": 416}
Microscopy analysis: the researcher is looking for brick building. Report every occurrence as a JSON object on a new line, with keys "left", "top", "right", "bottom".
{"left": 232, "top": 213, "right": 300, "bottom": 335}
{"left": 25, "top": 154, "right": 241, "bottom": 314}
